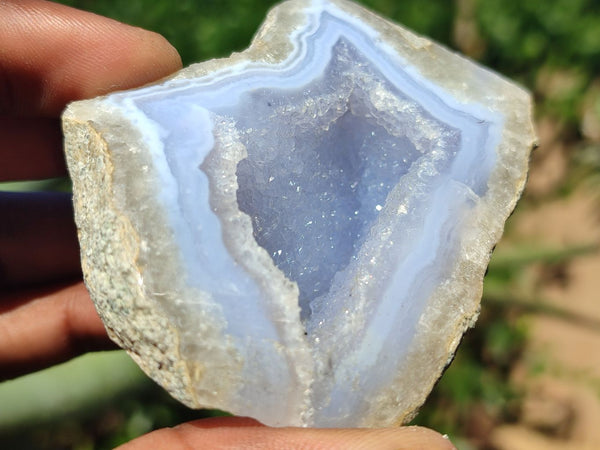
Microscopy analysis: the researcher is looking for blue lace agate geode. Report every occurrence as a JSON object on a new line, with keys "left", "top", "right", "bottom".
{"left": 63, "top": 0, "right": 535, "bottom": 427}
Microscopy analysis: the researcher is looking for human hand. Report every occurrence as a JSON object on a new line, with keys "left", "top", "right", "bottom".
{"left": 0, "top": 1, "right": 454, "bottom": 448}
{"left": 0, "top": 0, "right": 182, "bottom": 379}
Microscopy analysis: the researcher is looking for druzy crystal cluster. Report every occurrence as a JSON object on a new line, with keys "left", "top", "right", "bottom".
{"left": 62, "top": 0, "right": 535, "bottom": 427}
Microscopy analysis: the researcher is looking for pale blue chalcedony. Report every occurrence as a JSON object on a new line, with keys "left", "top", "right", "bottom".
{"left": 63, "top": 0, "right": 534, "bottom": 427}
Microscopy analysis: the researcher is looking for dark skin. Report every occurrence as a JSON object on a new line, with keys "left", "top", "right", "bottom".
{"left": 0, "top": 1, "right": 455, "bottom": 448}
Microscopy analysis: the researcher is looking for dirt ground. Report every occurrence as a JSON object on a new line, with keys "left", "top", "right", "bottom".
{"left": 488, "top": 118, "right": 600, "bottom": 450}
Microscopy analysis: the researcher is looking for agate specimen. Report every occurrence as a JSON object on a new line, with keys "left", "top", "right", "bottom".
{"left": 62, "top": 0, "right": 535, "bottom": 427}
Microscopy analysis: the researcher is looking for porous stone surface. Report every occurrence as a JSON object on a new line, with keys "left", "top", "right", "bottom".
{"left": 62, "top": 0, "right": 536, "bottom": 427}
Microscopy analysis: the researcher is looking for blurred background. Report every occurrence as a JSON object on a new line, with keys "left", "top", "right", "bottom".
{"left": 1, "top": 0, "right": 599, "bottom": 448}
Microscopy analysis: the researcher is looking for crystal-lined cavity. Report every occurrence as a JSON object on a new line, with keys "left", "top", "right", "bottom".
{"left": 235, "top": 38, "right": 459, "bottom": 319}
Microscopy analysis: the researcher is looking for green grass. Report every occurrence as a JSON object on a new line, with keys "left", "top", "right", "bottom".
{"left": 0, "top": 352, "right": 223, "bottom": 449}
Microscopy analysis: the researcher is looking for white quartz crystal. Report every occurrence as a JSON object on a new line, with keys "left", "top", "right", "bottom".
{"left": 63, "top": 0, "right": 535, "bottom": 427}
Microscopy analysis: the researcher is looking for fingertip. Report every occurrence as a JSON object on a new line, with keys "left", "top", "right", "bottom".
{"left": 65, "top": 282, "right": 107, "bottom": 339}
{"left": 0, "top": 281, "right": 113, "bottom": 380}
{"left": 80, "top": 20, "right": 183, "bottom": 96}
{"left": 119, "top": 421, "right": 455, "bottom": 450}
{"left": 136, "top": 27, "right": 183, "bottom": 74}
{"left": 1, "top": 0, "right": 183, "bottom": 116}
{"left": 389, "top": 426, "right": 456, "bottom": 450}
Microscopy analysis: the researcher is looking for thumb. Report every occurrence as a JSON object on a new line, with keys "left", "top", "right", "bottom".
{"left": 118, "top": 417, "right": 455, "bottom": 450}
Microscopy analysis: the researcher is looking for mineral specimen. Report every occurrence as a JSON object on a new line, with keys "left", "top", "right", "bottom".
{"left": 62, "top": 0, "right": 535, "bottom": 427}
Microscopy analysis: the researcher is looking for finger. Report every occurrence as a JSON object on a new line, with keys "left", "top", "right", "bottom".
{"left": 119, "top": 419, "right": 455, "bottom": 450}
{"left": 0, "top": 192, "right": 81, "bottom": 288}
{"left": 0, "top": 0, "right": 182, "bottom": 118}
{"left": 0, "top": 117, "right": 65, "bottom": 181}
{"left": 0, "top": 281, "right": 113, "bottom": 380}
